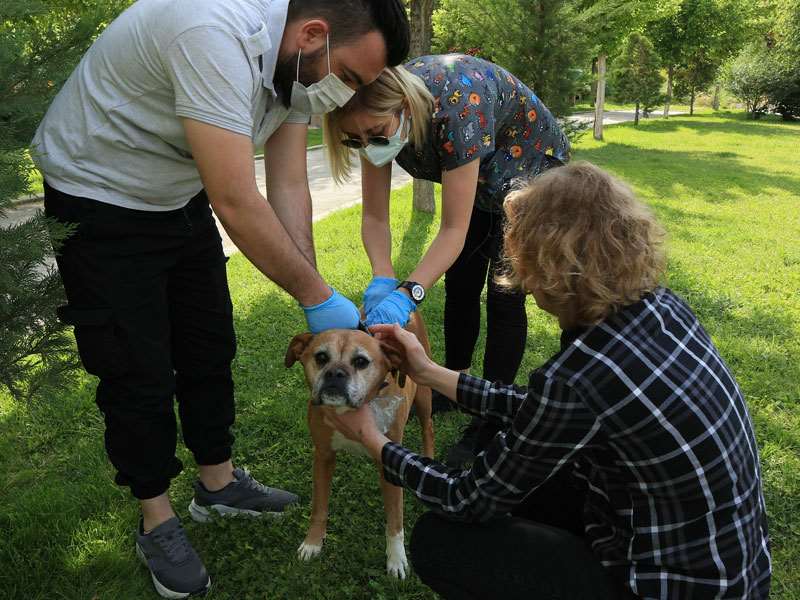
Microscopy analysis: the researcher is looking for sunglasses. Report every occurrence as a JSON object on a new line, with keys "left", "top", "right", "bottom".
{"left": 340, "top": 114, "right": 398, "bottom": 149}
{"left": 341, "top": 135, "right": 392, "bottom": 149}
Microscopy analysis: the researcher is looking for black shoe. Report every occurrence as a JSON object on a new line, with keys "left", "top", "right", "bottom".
{"left": 408, "top": 389, "right": 456, "bottom": 420}
{"left": 136, "top": 517, "right": 210, "bottom": 599}
{"left": 444, "top": 417, "right": 481, "bottom": 468}
{"left": 431, "top": 389, "right": 456, "bottom": 415}
{"left": 189, "top": 468, "right": 299, "bottom": 523}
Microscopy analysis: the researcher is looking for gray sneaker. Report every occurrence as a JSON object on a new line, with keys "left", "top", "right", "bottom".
{"left": 188, "top": 467, "right": 299, "bottom": 523}
{"left": 135, "top": 517, "right": 211, "bottom": 599}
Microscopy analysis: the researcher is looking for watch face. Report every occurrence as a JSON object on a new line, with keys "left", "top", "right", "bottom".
{"left": 411, "top": 284, "right": 425, "bottom": 302}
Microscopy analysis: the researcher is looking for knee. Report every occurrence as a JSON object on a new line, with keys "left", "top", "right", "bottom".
{"left": 174, "top": 328, "right": 236, "bottom": 378}
{"left": 486, "top": 287, "right": 526, "bottom": 314}
{"left": 410, "top": 512, "right": 451, "bottom": 576}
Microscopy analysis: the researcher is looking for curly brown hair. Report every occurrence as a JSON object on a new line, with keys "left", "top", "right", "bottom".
{"left": 500, "top": 162, "right": 666, "bottom": 326}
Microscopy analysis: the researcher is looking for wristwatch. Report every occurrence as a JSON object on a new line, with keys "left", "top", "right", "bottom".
{"left": 397, "top": 281, "right": 426, "bottom": 305}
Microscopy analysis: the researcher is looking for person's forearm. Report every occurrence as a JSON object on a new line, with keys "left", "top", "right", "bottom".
{"left": 417, "top": 361, "right": 461, "bottom": 402}
{"left": 265, "top": 177, "right": 316, "bottom": 267}
{"left": 363, "top": 429, "right": 391, "bottom": 462}
{"left": 362, "top": 215, "right": 394, "bottom": 277}
{"left": 212, "top": 190, "right": 329, "bottom": 306}
{"left": 405, "top": 226, "right": 465, "bottom": 289}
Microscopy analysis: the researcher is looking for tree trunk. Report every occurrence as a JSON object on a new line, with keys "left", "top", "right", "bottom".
{"left": 664, "top": 65, "right": 673, "bottom": 118}
{"left": 410, "top": 0, "right": 435, "bottom": 213}
{"left": 635, "top": 102, "right": 640, "bottom": 126}
{"left": 712, "top": 83, "right": 721, "bottom": 110}
{"left": 593, "top": 53, "right": 606, "bottom": 141}
{"left": 690, "top": 88, "right": 695, "bottom": 116}
{"left": 590, "top": 57, "right": 598, "bottom": 104}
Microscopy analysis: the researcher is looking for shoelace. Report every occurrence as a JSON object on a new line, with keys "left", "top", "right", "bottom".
{"left": 238, "top": 469, "right": 272, "bottom": 497}
{"left": 152, "top": 526, "right": 191, "bottom": 565}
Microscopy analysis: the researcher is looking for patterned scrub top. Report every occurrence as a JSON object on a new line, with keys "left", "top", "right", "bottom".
{"left": 396, "top": 55, "right": 571, "bottom": 213}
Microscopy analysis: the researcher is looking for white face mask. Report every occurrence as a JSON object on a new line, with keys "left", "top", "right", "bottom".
{"left": 291, "top": 34, "right": 355, "bottom": 115}
{"left": 359, "top": 112, "right": 409, "bottom": 167}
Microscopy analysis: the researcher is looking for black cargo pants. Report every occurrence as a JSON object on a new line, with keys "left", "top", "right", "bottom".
{"left": 45, "top": 183, "right": 236, "bottom": 499}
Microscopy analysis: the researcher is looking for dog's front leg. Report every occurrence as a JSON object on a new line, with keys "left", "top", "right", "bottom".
{"left": 378, "top": 468, "right": 408, "bottom": 579}
{"left": 298, "top": 448, "right": 336, "bottom": 561}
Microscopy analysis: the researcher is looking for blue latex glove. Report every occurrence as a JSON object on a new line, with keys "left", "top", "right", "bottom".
{"left": 362, "top": 276, "right": 399, "bottom": 316}
{"left": 364, "top": 290, "right": 417, "bottom": 328}
{"left": 302, "top": 288, "right": 361, "bottom": 334}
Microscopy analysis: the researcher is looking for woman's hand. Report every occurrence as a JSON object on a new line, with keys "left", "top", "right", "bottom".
{"left": 323, "top": 404, "right": 388, "bottom": 460}
{"left": 362, "top": 276, "right": 398, "bottom": 316}
{"left": 364, "top": 290, "right": 416, "bottom": 328}
{"left": 370, "top": 323, "right": 434, "bottom": 383}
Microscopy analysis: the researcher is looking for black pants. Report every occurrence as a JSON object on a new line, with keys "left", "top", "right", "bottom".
{"left": 409, "top": 473, "right": 639, "bottom": 600}
{"left": 444, "top": 207, "right": 527, "bottom": 382}
{"left": 45, "top": 183, "right": 236, "bottom": 500}
{"left": 444, "top": 207, "right": 526, "bottom": 449}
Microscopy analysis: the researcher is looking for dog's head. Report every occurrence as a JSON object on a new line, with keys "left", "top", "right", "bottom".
{"left": 285, "top": 330, "right": 401, "bottom": 409}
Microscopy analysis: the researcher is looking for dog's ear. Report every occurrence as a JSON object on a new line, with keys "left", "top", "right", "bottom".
{"left": 285, "top": 333, "right": 313, "bottom": 368}
{"left": 380, "top": 342, "right": 407, "bottom": 388}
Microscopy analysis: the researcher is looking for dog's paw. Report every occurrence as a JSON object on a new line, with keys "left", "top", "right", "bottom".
{"left": 386, "top": 555, "right": 409, "bottom": 579}
{"left": 297, "top": 541, "right": 323, "bottom": 561}
{"left": 386, "top": 531, "right": 408, "bottom": 579}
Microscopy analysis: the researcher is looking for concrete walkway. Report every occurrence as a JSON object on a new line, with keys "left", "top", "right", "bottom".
{"left": 2, "top": 108, "right": 683, "bottom": 256}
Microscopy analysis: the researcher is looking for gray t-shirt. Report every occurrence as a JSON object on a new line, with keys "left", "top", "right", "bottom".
{"left": 31, "top": 0, "right": 309, "bottom": 211}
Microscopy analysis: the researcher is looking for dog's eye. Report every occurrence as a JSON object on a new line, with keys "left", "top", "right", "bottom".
{"left": 315, "top": 352, "right": 329, "bottom": 366}
{"left": 352, "top": 356, "right": 370, "bottom": 370}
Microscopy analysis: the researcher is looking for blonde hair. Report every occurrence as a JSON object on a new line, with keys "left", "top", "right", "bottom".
{"left": 323, "top": 66, "right": 434, "bottom": 184}
{"left": 500, "top": 162, "right": 666, "bottom": 326}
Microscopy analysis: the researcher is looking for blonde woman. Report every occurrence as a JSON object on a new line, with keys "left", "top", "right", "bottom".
{"left": 325, "top": 54, "right": 570, "bottom": 464}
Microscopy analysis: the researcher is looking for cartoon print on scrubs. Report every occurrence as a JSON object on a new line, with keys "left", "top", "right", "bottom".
{"left": 396, "top": 55, "right": 571, "bottom": 213}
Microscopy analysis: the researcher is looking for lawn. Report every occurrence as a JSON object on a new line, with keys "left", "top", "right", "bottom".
{"left": 1, "top": 112, "right": 799, "bottom": 599}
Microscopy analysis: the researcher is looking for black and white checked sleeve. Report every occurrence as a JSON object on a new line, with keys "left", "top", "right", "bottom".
{"left": 455, "top": 373, "right": 529, "bottom": 426}
{"left": 382, "top": 372, "right": 602, "bottom": 522}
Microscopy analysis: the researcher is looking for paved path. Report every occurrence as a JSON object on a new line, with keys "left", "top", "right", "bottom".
{"left": 570, "top": 109, "right": 685, "bottom": 126}
{"left": 2, "top": 109, "right": 683, "bottom": 256}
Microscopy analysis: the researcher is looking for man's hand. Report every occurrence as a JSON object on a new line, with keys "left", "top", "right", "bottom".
{"left": 303, "top": 288, "right": 360, "bottom": 333}
{"left": 323, "top": 403, "right": 388, "bottom": 461}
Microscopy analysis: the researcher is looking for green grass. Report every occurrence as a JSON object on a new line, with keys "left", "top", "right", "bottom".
{"left": 2, "top": 111, "right": 799, "bottom": 598}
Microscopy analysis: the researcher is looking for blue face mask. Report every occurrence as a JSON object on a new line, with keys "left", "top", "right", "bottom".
{"left": 359, "top": 113, "right": 409, "bottom": 167}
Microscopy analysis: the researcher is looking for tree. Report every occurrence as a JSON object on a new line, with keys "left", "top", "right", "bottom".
{"left": 610, "top": 33, "right": 663, "bottom": 125}
{"left": 408, "top": 0, "right": 437, "bottom": 213}
{"left": 648, "top": 0, "right": 751, "bottom": 118}
{"left": 433, "top": 0, "right": 592, "bottom": 118}
{"left": 577, "top": 0, "right": 677, "bottom": 140}
{"left": 673, "top": 49, "right": 718, "bottom": 115}
{"left": 723, "top": 42, "right": 784, "bottom": 118}
{"left": 1, "top": 0, "right": 131, "bottom": 400}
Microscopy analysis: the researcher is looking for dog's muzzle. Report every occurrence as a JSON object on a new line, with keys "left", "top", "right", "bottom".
{"left": 315, "top": 367, "right": 359, "bottom": 407}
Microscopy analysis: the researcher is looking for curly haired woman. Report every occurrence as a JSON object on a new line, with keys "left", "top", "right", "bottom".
{"left": 328, "top": 162, "right": 772, "bottom": 600}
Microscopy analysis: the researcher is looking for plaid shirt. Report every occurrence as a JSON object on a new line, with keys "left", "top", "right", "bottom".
{"left": 382, "top": 288, "right": 771, "bottom": 599}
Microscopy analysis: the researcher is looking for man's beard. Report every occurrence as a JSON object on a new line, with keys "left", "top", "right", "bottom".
{"left": 273, "top": 46, "right": 325, "bottom": 109}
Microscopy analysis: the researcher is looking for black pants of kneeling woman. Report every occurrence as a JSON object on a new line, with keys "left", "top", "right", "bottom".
{"left": 409, "top": 472, "right": 639, "bottom": 600}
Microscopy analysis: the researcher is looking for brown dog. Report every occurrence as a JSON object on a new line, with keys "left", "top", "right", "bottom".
{"left": 284, "top": 313, "right": 434, "bottom": 579}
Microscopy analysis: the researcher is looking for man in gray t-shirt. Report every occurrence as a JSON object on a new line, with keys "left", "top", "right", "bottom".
{"left": 33, "top": 0, "right": 410, "bottom": 595}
